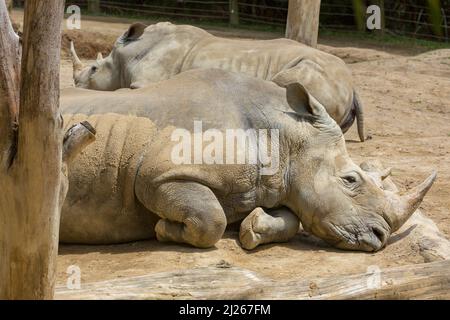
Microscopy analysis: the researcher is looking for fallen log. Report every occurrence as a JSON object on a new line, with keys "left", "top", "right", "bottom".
{"left": 55, "top": 259, "right": 450, "bottom": 300}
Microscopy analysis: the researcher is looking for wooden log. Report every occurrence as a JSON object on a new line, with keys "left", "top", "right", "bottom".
{"left": 55, "top": 260, "right": 450, "bottom": 300}
{"left": 285, "top": 0, "right": 321, "bottom": 47}
{"left": 263, "top": 259, "right": 450, "bottom": 299}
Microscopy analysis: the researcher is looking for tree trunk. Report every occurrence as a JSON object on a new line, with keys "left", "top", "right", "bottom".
{"left": 285, "top": 0, "right": 321, "bottom": 47}
{"left": 0, "top": 0, "right": 95, "bottom": 299}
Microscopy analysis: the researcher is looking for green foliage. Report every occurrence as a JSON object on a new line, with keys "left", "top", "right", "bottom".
{"left": 57, "top": 0, "right": 450, "bottom": 42}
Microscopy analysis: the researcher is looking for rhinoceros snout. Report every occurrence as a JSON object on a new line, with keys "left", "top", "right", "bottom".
{"left": 361, "top": 226, "right": 388, "bottom": 252}
{"left": 372, "top": 225, "right": 388, "bottom": 244}
{"left": 327, "top": 221, "right": 389, "bottom": 252}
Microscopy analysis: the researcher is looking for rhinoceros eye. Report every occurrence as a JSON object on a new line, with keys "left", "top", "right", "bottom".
{"left": 343, "top": 176, "right": 356, "bottom": 184}
{"left": 90, "top": 65, "right": 98, "bottom": 73}
{"left": 341, "top": 173, "right": 360, "bottom": 187}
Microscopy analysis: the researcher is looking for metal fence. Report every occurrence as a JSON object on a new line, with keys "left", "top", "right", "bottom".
{"left": 14, "top": 0, "right": 450, "bottom": 42}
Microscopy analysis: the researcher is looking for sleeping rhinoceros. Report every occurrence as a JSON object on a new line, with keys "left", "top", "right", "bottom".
{"left": 69, "top": 22, "right": 366, "bottom": 141}
{"left": 60, "top": 69, "right": 435, "bottom": 251}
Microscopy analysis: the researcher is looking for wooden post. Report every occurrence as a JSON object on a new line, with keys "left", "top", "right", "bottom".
{"left": 0, "top": 0, "right": 95, "bottom": 299}
{"left": 229, "top": 0, "right": 239, "bottom": 26}
{"left": 374, "top": 0, "right": 385, "bottom": 36}
{"left": 285, "top": 0, "right": 321, "bottom": 47}
{"left": 88, "top": 0, "right": 100, "bottom": 14}
{"left": 352, "top": 0, "right": 366, "bottom": 32}
{"left": 427, "top": 0, "right": 443, "bottom": 37}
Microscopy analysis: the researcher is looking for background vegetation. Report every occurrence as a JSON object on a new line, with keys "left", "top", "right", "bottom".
{"left": 14, "top": 0, "right": 450, "bottom": 42}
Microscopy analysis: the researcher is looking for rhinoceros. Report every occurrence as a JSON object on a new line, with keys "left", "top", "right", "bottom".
{"left": 70, "top": 22, "right": 366, "bottom": 141}
{"left": 60, "top": 69, "right": 435, "bottom": 251}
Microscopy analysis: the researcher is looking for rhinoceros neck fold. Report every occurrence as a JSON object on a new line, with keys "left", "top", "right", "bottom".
{"left": 253, "top": 156, "right": 290, "bottom": 210}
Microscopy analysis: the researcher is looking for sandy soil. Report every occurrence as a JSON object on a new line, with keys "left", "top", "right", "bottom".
{"left": 10, "top": 11, "right": 449, "bottom": 287}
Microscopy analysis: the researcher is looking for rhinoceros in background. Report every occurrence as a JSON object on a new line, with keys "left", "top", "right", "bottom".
{"left": 70, "top": 22, "right": 366, "bottom": 141}
{"left": 60, "top": 69, "right": 435, "bottom": 251}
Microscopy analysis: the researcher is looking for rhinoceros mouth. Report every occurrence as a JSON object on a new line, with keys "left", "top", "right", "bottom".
{"left": 326, "top": 222, "right": 388, "bottom": 252}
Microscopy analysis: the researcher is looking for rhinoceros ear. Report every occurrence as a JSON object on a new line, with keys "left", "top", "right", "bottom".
{"left": 122, "top": 22, "right": 148, "bottom": 41}
{"left": 285, "top": 82, "right": 327, "bottom": 117}
{"left": 286, "top": 83, "right": 341, "bottom": 135}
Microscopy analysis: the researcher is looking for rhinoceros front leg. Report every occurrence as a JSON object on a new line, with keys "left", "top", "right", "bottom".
{"left": 141, "top": 181, "right": 227, "bottom": 248}
{"left": 239, "top": 207, "right": 299, "bottom": 250}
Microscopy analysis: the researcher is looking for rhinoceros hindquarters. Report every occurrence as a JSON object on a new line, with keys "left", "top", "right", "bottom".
{"left": 60, "top": 113, "right": 160, "bottom": 244}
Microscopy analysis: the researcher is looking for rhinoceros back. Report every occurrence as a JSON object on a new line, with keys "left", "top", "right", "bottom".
{"left": 60, "top": 113, "right": 160, "bottom": 244}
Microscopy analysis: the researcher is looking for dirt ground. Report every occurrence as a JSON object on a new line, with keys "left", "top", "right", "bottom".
{"left": 11, "top": 11, "right": 449, "bottom": 287}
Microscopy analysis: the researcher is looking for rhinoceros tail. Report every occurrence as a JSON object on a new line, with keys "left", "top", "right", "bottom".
{"left": 353, "top": 90, "right": 365, "bottom": 142}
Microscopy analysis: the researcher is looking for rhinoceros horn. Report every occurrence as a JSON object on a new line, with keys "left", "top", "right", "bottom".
{"left": 70, "top": 41, "right": 84, "bottom": 77}
{"left": 97, "top": 52, "right": 103, "bottom": 62}
{"left": 384, "top": 171, "right": 437, "bottom": 232}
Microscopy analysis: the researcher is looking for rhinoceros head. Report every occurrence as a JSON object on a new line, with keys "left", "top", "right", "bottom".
{"left": 70, "top": 41, "right": 120, "bottom": 91}
{"left": 284, "top": 83, "right": 436, "bottom": 251}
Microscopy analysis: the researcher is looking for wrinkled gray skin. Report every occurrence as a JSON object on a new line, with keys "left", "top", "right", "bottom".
{"left": 70, "top": 22, "right": 365, "bottom": 141}
{"left": 61, "top": 69, "right": 435, "bottom": 251}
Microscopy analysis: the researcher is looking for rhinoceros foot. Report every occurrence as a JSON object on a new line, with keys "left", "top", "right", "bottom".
{"left": 239, "top": 207, "right": 299, "bottom": 250}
